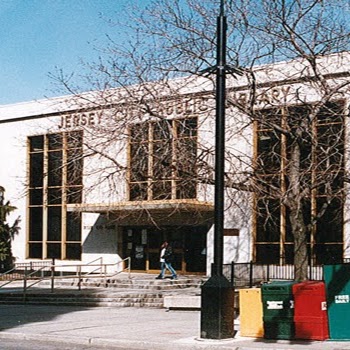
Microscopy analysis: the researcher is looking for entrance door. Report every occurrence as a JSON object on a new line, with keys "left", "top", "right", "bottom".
{"left": 122, "top": 227, "right": 147, "bottom": 270}
{"left": 147, "top": 226, "right": 207, "bottom": 274}
{"left": 184, "top": 226, "right": 207, "bottom": 273}
{"left": 122, "top": 225, "right": 208, "bottom": 274}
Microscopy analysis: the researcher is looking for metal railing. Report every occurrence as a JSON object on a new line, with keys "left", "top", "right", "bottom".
{"left": 0, "top": 257, "right": 131, "bottom": 298}
{"left": 223, "top": 261, "right": 327, "bottom": 288}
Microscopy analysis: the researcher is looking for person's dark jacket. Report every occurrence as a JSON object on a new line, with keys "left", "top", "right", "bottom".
{"left": 162, "top": 245, "right": 174, "bottom": 263}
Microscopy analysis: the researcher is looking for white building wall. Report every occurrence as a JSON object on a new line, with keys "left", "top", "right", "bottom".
{"left": 2, "top": 52, "right": 350, "bottom": 272}
{"left": 0, "top": 121, "right": 27, "bottom": 262}
{"left": 81, "top": 213, "right": 122, "bottom": 273}
{"left": 0, "top": 108, "right": 126, "bottom": 269}
{"left": 0, "top": 113, "right": 61, "bottom": 262}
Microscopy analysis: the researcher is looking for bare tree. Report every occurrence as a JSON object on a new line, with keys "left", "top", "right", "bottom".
{"left": 51, "top": 0, "right": 350, "bottom": 281}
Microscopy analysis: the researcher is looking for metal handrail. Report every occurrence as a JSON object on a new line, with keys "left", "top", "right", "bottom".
{"left": 110, "top": 257, "right": 131, "bottom": 278}
{"left": 23, "top": 265, "right": 53, "bottom": 301}
{"left": 78, "top": 257, "right": 104, "bottom": 278}
{"left": 0, "top": 267, "right": 20, "bottom": 286}
{"left": 75, "top": 257, "right": 131, "bottom": 290}
{"left": 0, "top": 266, "right": 17, "bottom": 279}
{"left": 0, "top": 257, "right": 131, "bottom": 296}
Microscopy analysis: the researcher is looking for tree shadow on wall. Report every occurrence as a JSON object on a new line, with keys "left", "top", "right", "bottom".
{"left": 82, "top": 214, "right": 118, "bottom": 255}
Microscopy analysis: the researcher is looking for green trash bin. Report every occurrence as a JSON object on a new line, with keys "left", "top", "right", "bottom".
{"left": 261, "top": 281, "right": 295, "bottom": 340}
{"left": 323, "top": 264, "right": 350, "bottom": 340}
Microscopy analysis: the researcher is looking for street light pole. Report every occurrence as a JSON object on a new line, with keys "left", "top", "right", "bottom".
{"left": 200, "top": 0, "right": 235, "bottom": 339}
{"left": 213, "top": 0, "right": 227, "bottom": 278}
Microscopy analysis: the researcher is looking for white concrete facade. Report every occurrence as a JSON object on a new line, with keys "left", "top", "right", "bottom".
{"left": 1, "top": 52, "right": 350, "bottom": 274}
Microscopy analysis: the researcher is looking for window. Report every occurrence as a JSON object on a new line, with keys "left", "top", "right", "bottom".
{"left": 129, "top": 117, "right": 198, "bottom": 201}
{"left": 28, "top": 131, "right": 83, "bottom": 260}
{"left": 254, "top": 102, "right": 344, "bottom": 265}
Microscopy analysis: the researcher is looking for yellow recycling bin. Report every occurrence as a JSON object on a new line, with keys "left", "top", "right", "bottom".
{"left": 239, "top": 288, "right": 264, "bottom": 338}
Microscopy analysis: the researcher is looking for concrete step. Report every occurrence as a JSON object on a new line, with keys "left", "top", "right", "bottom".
{"left": 0, "top": 291, "right": 165, "bottom": 308}
{"left": 0, "top": 300, "right": 164, "bottom": 308}
{"left": 0, "top": 274, "right": 204, "bottom": 308}
{"left": 37, "top": 277, "right": 204, "bottom": 290}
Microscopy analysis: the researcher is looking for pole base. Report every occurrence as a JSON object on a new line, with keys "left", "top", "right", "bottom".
{"left": 200, "top": 274, "right": 235, "bottom": 339}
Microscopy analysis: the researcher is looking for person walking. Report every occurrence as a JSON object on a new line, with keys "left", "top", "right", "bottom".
{"left": 156, "top": 241, "right": 177, "bottom": 280}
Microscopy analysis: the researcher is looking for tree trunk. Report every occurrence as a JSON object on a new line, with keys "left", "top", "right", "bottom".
{"left": 287, "top": 139, "right": 309, "bottom": 281}
{"left": 290, "top": 207, "right": 309, "bottom": 281}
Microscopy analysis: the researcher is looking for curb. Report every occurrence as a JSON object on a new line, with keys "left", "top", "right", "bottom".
{"left": 0, "top": 332, "right": 92, "bottom": 346}
{"left": 0, "top": 332, "right": 242, "bottom": 350}
{"left": 0, "top": 331, "right": 342, "bottom": 350}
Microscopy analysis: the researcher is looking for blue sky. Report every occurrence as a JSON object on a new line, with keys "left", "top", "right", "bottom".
{"left": 0, "top": 0, "right": 151, "bottom": 105}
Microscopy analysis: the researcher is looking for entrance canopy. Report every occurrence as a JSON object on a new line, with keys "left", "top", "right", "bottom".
{"left": 67, "top": 199, "right": 214, "bottom": 226}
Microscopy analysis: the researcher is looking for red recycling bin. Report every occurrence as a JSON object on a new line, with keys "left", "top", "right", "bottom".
{"left": 292, "top": 281, "right": 329, "bottom": 340}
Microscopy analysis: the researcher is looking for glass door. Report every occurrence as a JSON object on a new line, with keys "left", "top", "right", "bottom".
{"left": 122, "top": 225, "right": 208, "bottom": 274}
{"left": 184, "top": 226, "right": 207, "bottom": 273}
{"left": 122, "top": 228, "right": 147, "bottom": 270}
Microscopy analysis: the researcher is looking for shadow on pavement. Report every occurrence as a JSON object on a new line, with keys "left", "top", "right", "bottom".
{"left": 0, "top": 288, "right": 91, "bottom": 333}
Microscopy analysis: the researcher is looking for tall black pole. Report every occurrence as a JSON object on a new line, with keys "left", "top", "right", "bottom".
{"left": 200, "top": 0, "right": 235, "bottom": 339}
{"left": 213, "top": 0, "right": 227, "bottom": 277}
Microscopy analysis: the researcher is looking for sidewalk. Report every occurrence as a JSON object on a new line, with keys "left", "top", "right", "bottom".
{"left": 1, "top": 305, "right": 350, "bottom": 350}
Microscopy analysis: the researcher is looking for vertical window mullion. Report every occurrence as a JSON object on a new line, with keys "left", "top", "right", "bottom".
{"left": 148, "top": 123, "right": 154, "bottom": 200}
{"left": 252, "top": 119, "right": 258, "bottom": 263}
{"left": 171, "top": 119, "right": 177, "bottom": 200}
{"left": 310, "top": 107, "right": 318, "bottom": 265}
{"left": 62, "top": 133, "right": 67, "bottom": 259}
{"left": 127, "top": 127, "right": 132, "bottom": 201}
{"left": 280, "top": 107, "right": 287, "bottom": 265}
{"left": 42, "top": 135, "right": 49, "bottom": 259}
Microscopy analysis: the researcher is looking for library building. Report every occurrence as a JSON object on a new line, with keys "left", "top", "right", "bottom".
{"left": 1, "top": 52, "right": 350, "bottom": 275}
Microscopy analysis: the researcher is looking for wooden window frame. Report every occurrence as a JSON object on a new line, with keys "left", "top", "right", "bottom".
{"left": 128, "top": 117, "right": 198, "bottom": 201}
{"left": 27, "top": 131, "right": 83, "bottom": 260}
{"left": 253, "top": 101, "right": 345, "bottom": 265}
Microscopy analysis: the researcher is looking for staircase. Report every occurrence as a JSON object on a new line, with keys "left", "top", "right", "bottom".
{"left": 0, "top": 273, "right": 204, "bottom": 308}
